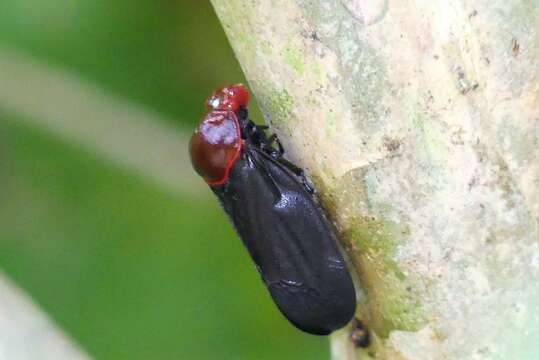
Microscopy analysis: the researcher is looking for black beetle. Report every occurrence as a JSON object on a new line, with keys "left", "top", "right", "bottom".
{"left": 189, "top": 84, "right": 356, "bottom": 335}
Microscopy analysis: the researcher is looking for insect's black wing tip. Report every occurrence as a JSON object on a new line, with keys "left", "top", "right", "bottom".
{"left": 299, "top": 326, "right": 332, "bottom": 336}
{"left": 267, "top": 279, "right": 355, "bottom": 336}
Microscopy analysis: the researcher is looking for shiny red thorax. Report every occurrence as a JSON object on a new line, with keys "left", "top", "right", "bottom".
{"left": 205, "top": 84, "right": 249, "bottom": 112}
{"left": 189, "top": 110, "right": 243, "bottom": 186}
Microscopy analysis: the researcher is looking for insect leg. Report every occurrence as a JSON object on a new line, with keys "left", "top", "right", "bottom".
{"left": 276, "top": 157, "right": 315, "bottom": 194}
{"left": 243, "top": 121, "right": 267, "bottom": 144}
{"left": 261, "top": 131, "right": 315, "bottom": 194}
{"left": 246, "top": 123, "right": 282, "bottom": 157}
{"left": 266, "top": 133, "right": 285, "bottom": 158}
{"left": 247, "top": 123, "right": 315, "bottom": 194}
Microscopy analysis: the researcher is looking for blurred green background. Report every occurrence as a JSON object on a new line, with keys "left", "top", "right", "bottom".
{"left": 0, "top": 1, "right": 328, "bottom": 359}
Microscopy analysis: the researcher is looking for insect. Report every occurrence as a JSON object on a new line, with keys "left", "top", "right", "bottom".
{"left": 189, "top": 84, "right": 356, "bottom": 335}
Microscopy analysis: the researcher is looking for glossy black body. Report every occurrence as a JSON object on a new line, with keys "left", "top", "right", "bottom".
{"left": 211, "top": 111, "right": 356, "bottom": 335}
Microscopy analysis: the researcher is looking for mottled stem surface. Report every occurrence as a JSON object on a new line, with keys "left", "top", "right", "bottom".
{"left": 210, "top": 1, "right": 539, "bottom": 359}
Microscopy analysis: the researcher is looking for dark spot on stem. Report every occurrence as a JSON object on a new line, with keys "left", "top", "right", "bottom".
{"left": 511, "top": 38, "right": 520, "bottom": 57}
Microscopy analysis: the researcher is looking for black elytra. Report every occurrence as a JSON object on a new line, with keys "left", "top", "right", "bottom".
{"left": 211, "top": 108, "right": 357, "bottom": 335}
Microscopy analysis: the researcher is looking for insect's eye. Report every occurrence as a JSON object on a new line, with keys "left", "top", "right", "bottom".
{"left": 189, "top": 110, "right": 243, "bottom": 185}
{"left": 206, "top": 95, "right": 222, "bottom": 110}
{"left": 205, "top": 84, "right": 249, "bottom": 112}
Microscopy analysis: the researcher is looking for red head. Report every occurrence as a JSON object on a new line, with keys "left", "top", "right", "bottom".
{"left": 189, "top": 110, "right": 243, "bottom": 186}
{"left": 205, "top": 84, "right": 249, "bottom": 112}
